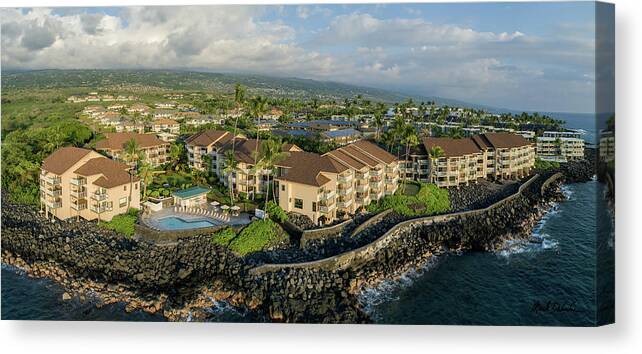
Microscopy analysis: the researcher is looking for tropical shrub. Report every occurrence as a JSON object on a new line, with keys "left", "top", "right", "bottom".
{"left": 228, "top": 220, "right": 287, "bottom": 256}
{"left": 265, "top": 201, "right": 287, "bottom": 223}
{"left": 367, "top": 183, "right": 450, "bottom": 217}
{"left": 210, "top": 227, "right": 237, "bottom": 247}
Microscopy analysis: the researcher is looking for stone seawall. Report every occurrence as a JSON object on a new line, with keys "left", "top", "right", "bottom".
{"left": 250, "top": 174, "right": 543, "bottom": 276}
{"left": 1, "top": 171, "right": 567, "bottom": 323}
{"left": 299, "top": 218, "right": 353, "bottom": 248}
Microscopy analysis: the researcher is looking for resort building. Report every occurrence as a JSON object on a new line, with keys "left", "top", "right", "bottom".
{"left": 274, "top": 140, "right": 400, "bottom": 224}
{"left": 274, "top": 151, "right": 350, "bottom": 225}
{"left": 424, "top": 132, "right": 535, "bottom": 188}
{"left": 96, "top": 132, "right": 170, "bottom": 167}
{"left": 400, "top": 145, "right": 431, "bottom": 183}
{"left": 40, "top": 147, "right": 140, "bottom": 222}
{"left": 217, "top": 138, "right": 302, "bottom": 198}
{"left": 185, "top": 130, "right": 237, "bottom": 171}
{"left": 599, "top": 130, "right": 615, "bottom": 162}
{"left": 151, "top": 118, "right": 180, "bottom": 135}
{"left": 536, "top": 131, "right": 585, "bottom": 162}
{"left": 321, "top": 128, "right": 363, "bottom": 145}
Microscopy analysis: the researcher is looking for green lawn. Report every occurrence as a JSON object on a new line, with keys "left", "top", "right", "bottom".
{"left": 367, "top": 183, "right": 450, "bottom": 217}
{"left": 210, "top": 219, "right": 288, "bottom": 256}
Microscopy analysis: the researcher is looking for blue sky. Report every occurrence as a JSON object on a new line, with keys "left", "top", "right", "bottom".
{"left": 2, "top": 3, "right": 601, "bottom": 112}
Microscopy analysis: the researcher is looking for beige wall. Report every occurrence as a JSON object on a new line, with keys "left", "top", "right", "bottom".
{"left": 277, "top": 176, "right": 338, "bottom": 225}
{"left": 40, "top": 152, "right": 140, "bottom": 222}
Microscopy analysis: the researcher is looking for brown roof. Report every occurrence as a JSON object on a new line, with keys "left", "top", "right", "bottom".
{"left": 351, "top": 140, "right": 397, "bottom": 164}
{"left": 339, "top": 145, "right": 381, "bottom": 167}
{"left": 185, "top": 129, "right": 233, "bottom": 147}
{"left": 325, "top": 149, "right": 368, "bottom": 171}
{"left": 74, "top": 157, "right": 138, "bottom": 188}
{"left": 276, "top": 151, "right": 347, "bottom": 187}
{"left": 479, "top": 132, "right": 532, "bottom": 149}
{"left": 422, "top": 137, "right": 482, "bottom": 158}
{"left": 153, "top": 118, "right": 179, "bottom": 125}
{"left": 42, "top": 147, "right": 93, "bottom": 175}
{"left": 95, "top": 133, "right": 167, "bottom": 151}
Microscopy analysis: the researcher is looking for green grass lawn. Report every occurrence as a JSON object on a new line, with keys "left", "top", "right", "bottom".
{"left": 367, "top": 183, "right": 450, "bottom": 217}
{"left": 210, "top": 219, "right": 288, "bottom": 256}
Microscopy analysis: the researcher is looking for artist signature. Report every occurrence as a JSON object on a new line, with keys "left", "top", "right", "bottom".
{"left": 530, "top": 300, "right": 585, "bottom": 315}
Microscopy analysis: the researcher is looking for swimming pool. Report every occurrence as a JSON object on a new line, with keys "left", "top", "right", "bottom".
{"left": 155, "top": 216, "right": 219, "bottom": 230}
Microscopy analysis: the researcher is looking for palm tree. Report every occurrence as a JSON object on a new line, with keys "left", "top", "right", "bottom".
{"left": 234, "top": 83, "right": 245, "bottom": 107}
{"left": 401, "top": 124, "right": 419, "bottom": 192}
{"left": 429, "top": 146, "right": 445, "bottom": 184}
{"left": 222, "top": 150, "right": 239, "bottom": 206}
{"left": 123, "top": 138, "right": 143, "bottom": 210}
{"left": 169, "top": 142, "right": 185, "bottom": 171}
{"left": 249, "top": 96, "right": 269, "bottom": 197}
{"left": 256, "top": 139, "right": 290, "bottom": 207}
{"left": 374, "top": 110, "right": 384, "bottom": 141}
{"left": 137, "top": 162, "right": 157, "bottom": 200}
{"left": 392, "top": 116, "right": 406, "bottom": 159}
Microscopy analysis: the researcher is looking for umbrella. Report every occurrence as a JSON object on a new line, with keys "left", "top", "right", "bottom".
{"left": 231, "top": 206, "right": 240, "bottom": 211}
{"left": 210, "top": 201, "right": 220, "bottom": 206}
{"left": 221, "top": 205, "right": 230, "bottom": 210}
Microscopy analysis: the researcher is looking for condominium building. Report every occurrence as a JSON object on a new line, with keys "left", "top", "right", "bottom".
{"left": 40, "top": 147, "right": 140, "bottom": 222}
{"left": 536, "top": 131, "right": 585, "bottom": 162}
{"left": 96, "top": 132, "right": 170, "bottom": 167}
{"left": 599, "top": 130, "right": 615, "bottom": 162}
{"left": 151, "top": 118, "right": 180, "bottom": 135}
{"left": 275, "top": 140, "right": 399, "bottom": 225}
{"left": 424, "top": 132, "right": 535, "bottom": 188}
{"left": 185, "top": 130, "right": 237, "bottom": 171}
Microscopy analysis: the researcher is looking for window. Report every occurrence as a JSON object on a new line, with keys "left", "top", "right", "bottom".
{"left": 294, "top": 198, "right": 303, "bottom": 209}
{"left": 281, "top": 185, "right": 285, "bottom": 192}
{"left": 135, "top": 183, "right": 138, "bottom": 190}
{"left": 119, "top": 197, "right": 127, "bottom": 208}
{"left": 124, "top": 185, "right": 127, "bottom": 191}
{"left": 312, "top": 202, "right": 317, "bottom": 212}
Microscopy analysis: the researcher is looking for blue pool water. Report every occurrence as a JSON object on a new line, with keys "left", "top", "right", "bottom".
{"left": 156, "top": 216, "right": 218, "bottom": 230}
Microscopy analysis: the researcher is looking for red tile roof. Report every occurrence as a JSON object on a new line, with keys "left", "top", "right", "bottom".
{"left": 74, "top": 157, "right": 138, "bottom": 188}
{"left": 95, "top": 133, "right": 167, "bottom": 151}
{"left": 41, "top": 147, "right": 93, "bottom": 175}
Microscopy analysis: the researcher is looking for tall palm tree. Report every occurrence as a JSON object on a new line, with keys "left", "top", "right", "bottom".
{"left": 374, "top": 110, "right": 384, "bottom": 141}
{"left": 401, "top": 124, "right": 419, "bottom": 192}
{"left": 392, "top": 116, "right": 406, "bottom": 159}
{"left": 123, "top": 138, "right": 143, "bottom": 210}
{"left": 222, "top": 150, "right": 239, "bottom": 206}
{"left": 429, "top": 146, "right": 445, "bottom": 184}
{"left": 169, "top": 142, "right": 185, "bottom": 171}
{"left": 249, "top": 96, "right": 269, "bottom": 198}
{"left": 234, "top": 83, "right": 245, "bottom": 107}
{"left": 256, "top": 139, "right": 290, "bottom": 206}
{"left": 137, "top": 162, "right": 157, "bottom": 200}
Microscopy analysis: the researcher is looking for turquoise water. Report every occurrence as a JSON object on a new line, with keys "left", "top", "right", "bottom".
{"left": 1, "top": 181, "right": 614, "bottom": 324}
{"left": 156, "top": 216, "right": 218, "bottom": 230}
{"left": 361, "top": 181, "right": 614, "bottom": 326}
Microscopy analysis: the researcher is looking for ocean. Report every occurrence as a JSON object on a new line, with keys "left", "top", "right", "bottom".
{"left": 1, "top": 181, "right": 614, "bottom": 325}
{"left": 360, "top": 180, "right": 614, "bottom": 326}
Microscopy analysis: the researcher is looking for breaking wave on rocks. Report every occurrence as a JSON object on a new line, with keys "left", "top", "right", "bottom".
{"left": 496, "top": 203, "right": 561, "bottom": 259}
{"left": 358, "top": 256, "right": 440, "bottom": 320}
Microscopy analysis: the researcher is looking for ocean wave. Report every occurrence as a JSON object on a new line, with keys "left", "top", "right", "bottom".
{"left": 358, "top": 257, "right": 439, "bottom": 318}
{"left": 496, "top": 204, "right": 561, "bottom": 259}
{"left": 561, "top": 185, "right": 573, "bottom": 200}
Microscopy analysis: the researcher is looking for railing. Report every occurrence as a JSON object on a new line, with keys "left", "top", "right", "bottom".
{"left": 45, "top": 201, "right": 62, "bottom": 209}
{"left": 337, "top": 199, "right": 353, "bottom": 208}
{"left": 370, "top": 169, "right": 383, "bottom": 176}
{"left": 71, "top": 202, "right": 87, "bottom": 211}
{"left": 338, "top": 174, "right": 353, "bottom": 183}
{"left": 91, "top": 192, "right": 108, "bottom": 201}
{"left": 70, "top": 190, "right": 87, "bottom": 198}
{"left": 338, "top": 187, "right": 353, "bottom": 195}
{"left": 46, "top": 188, "right": 62, "bottom": 197}
{"left": 70, "top": 177, "right": 86, "bottom": 186}
{"left": 356, "top": 184, "right": 369, "bottom": 192}
{"left": 320, "top": 190, "right": 335, "bottom": 200}
{"left": 319, "top": 203, "right": 336, "bottom": 213}
{"left": 90, "top": 205, "right": 111, "bottom": 213}
{"left": 45, "top": 176, "right": 61, "bottom": 185}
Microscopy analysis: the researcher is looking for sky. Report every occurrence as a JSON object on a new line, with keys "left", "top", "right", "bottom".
{"left": 0, "top": 2, "right": 600, "bottom": 112}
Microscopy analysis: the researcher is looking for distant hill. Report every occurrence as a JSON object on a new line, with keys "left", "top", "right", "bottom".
{"left": 1, "top": 69, "right": 481, "bottom": 107}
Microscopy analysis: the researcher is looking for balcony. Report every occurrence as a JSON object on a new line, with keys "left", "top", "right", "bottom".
{"left": 71, "top": 202, "right": 87, "bottom": 211}
{"left": 45, "top": 176, "right": 61, "bottom": 185}
{"left": 45, "top": 200, "right": 62, "bottom": 209}
{"left": 370, "top": 175, "right": 382, "bottom": 182}
{"left": 70, "top": 190, "right": 87, "bottom": 199}
{"left": 70, "top": 177, "right": 86, "bottom": 186}
{"left": 356, "top": 196, "right": 370, "bottom": 205}
{"left": 370, "top": 169, "right": 383, "bottom": 177}
{"left": 356, "top": 184, "right": 369, "bottom": 192}
{"left": 320, "top": 190, "right": 336, "bottom": 200}
{"left": 370, "top": 181, "right": 382, "bottom": 190}
{"left": 355, "top": 171, "right": 369, "bottom": 179}
{"left": 319, "top": 203, "right": 336, "bottom": 213}
{"left": 337, "top": 199, "right": 353, "bottom": 208}
{"left": 386, "top": 165, "right": 399, "bottom": 173}
{"left": 91, "top": 192, "right": 108, "bottom": 201}
{"left": 385, "top": 176, "right": 399, "bottom": 184}
{"left": 90, "top": 205, "right": 110, "bottom": 213}
{"left": 337, "top": 174, "right": 353, "bottom": 183}
{"left": 338, "top": 187, "right": 353, "bottom": 195}
{"left": 45, "top": 188, "right": 62, "bottom": 197}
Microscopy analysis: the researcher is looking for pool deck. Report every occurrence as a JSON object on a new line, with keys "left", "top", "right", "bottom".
{"left": 142, "top": 207, "right": 252, "bottom": 231}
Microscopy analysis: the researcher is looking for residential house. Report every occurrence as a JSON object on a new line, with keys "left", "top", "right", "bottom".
{"left": 96, "top": 132, "right": 170, "bottom": 167}
{"left": 185, "top": 130, "right": 237, "bottom": 171}
{"left": 40, "top": 147, "right": 140, "bottom": 222}
{"left": 151, "top": 118, "right": 180, "bottom": 135}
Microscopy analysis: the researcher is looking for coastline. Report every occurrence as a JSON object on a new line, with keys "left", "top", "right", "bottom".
{"left": 1, "top": 163, "right": 593, "bottom": 323}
